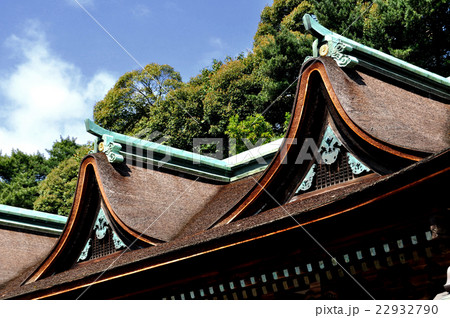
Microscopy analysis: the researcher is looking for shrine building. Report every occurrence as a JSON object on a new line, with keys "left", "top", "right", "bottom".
{"left": 1, "top": 15, "right": 449, "bottom": 300}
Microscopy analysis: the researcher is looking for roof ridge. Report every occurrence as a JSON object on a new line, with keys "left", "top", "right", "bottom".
{"left": 0, "top": 204, "right": 67, "bottom": 236}
{"left": 303, "top": 14, "right": 450, "bottom": 99}
{"left": 85, "top": 119, "right": 279, "bottom": 182}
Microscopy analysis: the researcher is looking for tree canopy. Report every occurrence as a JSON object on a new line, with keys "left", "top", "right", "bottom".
{"left": 0, "top": 150, "right": 49, "bottom": 209}
{"left": 313, "top": 0, "right": 450, "bottom": 75}
{"left": 33, "top": 145, "right": 91, "bottom": 216}
{"left": 7, "top": 0, "right": 449, "bottom": 214}
{"left": 0, "top": 137, "right": 89, "bottom": 213}
{"left": 94, "top": 0, "right": 449, "bottom": 158}
{"left": 93, "top": 63, "right": 183, "bottom": 135}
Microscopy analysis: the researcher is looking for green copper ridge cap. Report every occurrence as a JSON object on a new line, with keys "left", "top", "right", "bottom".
{"left": 303, "top": 14, "right": 450, "bottom": 99}
{"left": 85, "top": 119, "right": 227, "bottom": 169}
{"left": 0, "top": 204, "right": 67, "bottom": 236}
{"left": 85, "top": 119, "right": 279, "bottom": 182}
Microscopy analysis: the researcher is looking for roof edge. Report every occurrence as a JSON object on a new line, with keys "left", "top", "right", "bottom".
{"left": 85, "top": 119, "right": 279, "bottom": 182}
{"left": 303, "top": 14, "right": 450, "bottom": 99}
{"left": 5, "top": 148, "right": 448, "bottom": 299}
{"left": 0, "top": 204, "right": 67, "bottom": 236}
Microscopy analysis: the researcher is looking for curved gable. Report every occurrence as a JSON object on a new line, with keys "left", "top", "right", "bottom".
{"left": 212, "top": 57, "right": 448, "bottom": 226}
{"left": 25, "top": 154, "right": 160, "bottom": 284}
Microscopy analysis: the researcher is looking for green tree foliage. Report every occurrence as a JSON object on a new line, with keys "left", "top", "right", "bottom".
{"left": 254, "top": 0, "right": 314, "bottom": 40}
{"left": 226, "top": 114, "right": 275, "bottom": 154}
{"left": 0, "top": 137, "right": 88, "bottom": 211}
{"left": 253, "top": 28, "right": 313, "bottom": 130}
{"left": 93, "top": 0, "right": 449, "bottom": 158}
{"left": 131, "top": 66, "right": 212, "bottom": 150}
{"left": 46, "top": 136, "right": 82, "bottom": 169}
{"left": 93, "top": 63, "right": 182, "bottom": 135}
{"left": 34, "top": 146, "right": 91, "bottom": 216}
{"left": 0, "top": 150, "right": 49, "bottom": 209}
{"left": 313, "top": 0, "right": 450, "bottom": 76}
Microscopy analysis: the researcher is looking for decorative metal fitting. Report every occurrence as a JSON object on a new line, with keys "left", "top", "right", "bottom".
{"left": 297, "top": 164, "right": 316, "bottom": 192}
{"left": 329, "top": 42, "right": 359, "bottom": 68}
{"left": 319, "top": 44, "right": 329, "bottom": 56}
{"left": 94, "top": 208, "right": 109, "bottom": 240}
{"left": 77, "top": 208, "right": 127, "bottom": 263}
{"left": 319, "top": 126, "right": 342, "bottom": 165}
{"left": 77, "top": 238, "right": 91, "bottom": 262}
{"left": 347, "top": 153, "right": 370, "bottom": 174}
{"left": 100, "top": 134, "right": 124, "bottom": 163}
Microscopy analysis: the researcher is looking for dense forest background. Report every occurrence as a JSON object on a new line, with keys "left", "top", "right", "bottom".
{"left": 1, "top": 0, "right": 448, "bottom": 215}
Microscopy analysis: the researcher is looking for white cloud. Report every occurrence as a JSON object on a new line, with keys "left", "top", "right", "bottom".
{"left": 195, "top": 37, "right": 228, "bottom": 72}
{"left": 209, "top": 37, "right": 225, "bottom": 50}
{"left": 132, "top": 4, "right": 151, "bottom": 17}
{"left": 0, "top": 21, "right": 115, "bottom": 155}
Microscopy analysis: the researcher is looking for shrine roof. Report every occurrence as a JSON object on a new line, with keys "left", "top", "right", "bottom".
{"left": 86, "top": 153, "right": 261, "bottom": 242}
{"left": 303, "top": 14, "right": 450, "bottom": 100}
{"left": 85, "top": 119, "right": 282, "bottom": 183}
{"left": 1, "top": 14, "right": 449, "bottom": 299}
{"left": 1, "top": 147, "right": 447, "bottom": 299}
{"left": 0, "top": 204, "right": 67, "bottom": 236}
{"left": 0, "top": 205, "right": 66, "bottom": 286}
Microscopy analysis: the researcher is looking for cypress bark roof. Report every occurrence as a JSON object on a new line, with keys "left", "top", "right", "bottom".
{"left": 1, "top": 15, "right": 449, "bottom": 299}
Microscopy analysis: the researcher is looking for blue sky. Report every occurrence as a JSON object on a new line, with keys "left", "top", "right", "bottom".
{"left": 0, "top": 0, "right": 269, "bottom": 155}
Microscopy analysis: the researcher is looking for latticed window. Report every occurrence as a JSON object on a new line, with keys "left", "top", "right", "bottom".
{"left": 77, "top": 208, "right": 127, "bottom": 263}
{"left": 315, "top": 152, "right": 356, "bottom": 190}
{"left": 296, "top": 126, "right": 371, "bottom": 195}
{"left": 90, "top": 229, "right": 118, "bottom": 260}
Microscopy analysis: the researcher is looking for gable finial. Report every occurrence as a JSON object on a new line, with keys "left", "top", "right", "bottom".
{"left": 302, "top": 13, "right": 450, "bottom": 99}
{"left": 99, "top": 134, "right": 124, "bottom": 163}
{"left": 303, "top": 14, "right": 358, "bottom": 67}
